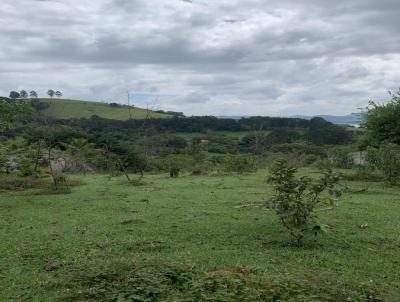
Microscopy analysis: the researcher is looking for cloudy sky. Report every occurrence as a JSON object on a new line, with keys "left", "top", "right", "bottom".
{"left": 1, "top": 0, "right": 399, "bottom": 116}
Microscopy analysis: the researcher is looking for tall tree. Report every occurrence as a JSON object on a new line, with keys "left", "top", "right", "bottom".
{"left": 47, "top": 89, "right": 55, "bottom": 98}
{"left": 362, "top": 89, "right": 400, "bottom": 146}
{"left": 9, "top": 91, "right": 20, "bottom": 100}
{"left": 29, "top": 90, "right": 38, "bottom": 98}
{"left": 0, "top": 97, "right": 34, "bottom": 131}
{"left": 20, "top": 90, "right": 28, "bottom": 99}
{"left": 55, "top": 91, "right": 63, "bottom": 98}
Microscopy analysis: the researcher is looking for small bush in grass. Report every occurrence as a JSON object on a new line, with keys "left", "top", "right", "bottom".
{"left": 313, "top": 158, "right": 333, "bottom": 171}
{"left": 330, "top": 147, "right": 354, "bottom": 169}
{"left": 366, "top": 144, "right": 400, "bottom": 185}
{"left": 342, "top": 166, "right": 383, "bottom": 182}
{"left": 0, "top": 175, "right": 48, "bottom": 191}
{"left": 224, "top": 154, "right": 256, "bottom": 173}
{"left": 17, "top": 156, "right": 35, "bottom": 176}
{"left": 52, "top": 173, "right": 68, "bottom": 189}
{"left": 303, "top": 154, "right": 320, "bottom": 166}
{"left": 164, "top": 154, "right": 191, "bottom": 178}
{"left": 268, "top": 160, "right": 342, "bottom": 244}
{"left": 0, "top": 152, "right": 9, "bottom": 174}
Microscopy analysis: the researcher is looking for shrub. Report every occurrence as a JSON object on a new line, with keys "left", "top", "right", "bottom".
{"left": 304, "top": 154, "right": 319, "bottom": 166}
{"left": 366, "top": 144, "right": 400, "bottom": 185}
{"left": 0, "top": 152, "right": 9, "bottom": 174}
{"left": 52, "top": 173, "right": 68, "bottom": 190}
{"left": 313, "top": 158, "right": 333, "bottom": 171}
{"left": 342, "top": 166, "right": 383, "bottom": 182}
{"left": 164, "top": 155, "right": 190, "bottom": 178}
{"left": 17, "top": 156, "right": 35, "bottom": 176}
{"left": 330, "top": 147, "right": 354, "bottom": 169}
{"left": 268, "top": 160, "right": 342, "bottom": 244}
{"left": 224, "top": 154, "right": 256, "bottom": 173}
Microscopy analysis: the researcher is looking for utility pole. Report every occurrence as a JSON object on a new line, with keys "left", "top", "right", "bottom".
{"left": 127, "top": 91, "right": 133, "bottom": 120}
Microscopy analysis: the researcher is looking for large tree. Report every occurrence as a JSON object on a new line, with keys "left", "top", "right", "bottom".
{"left": 362, "top": 90, "right": 400, "bottom": 146}
{"left": 0, "top": 97, "right": 34, "bottom": 131}
{"left": 47, "top": 89, "right": 55, "bottom": 98}
{"left": 9, "top": 91, "right": 20, "bottom": 100}
{"left": 20, "top": 90, "right": 28, "bottom": 98}
{"left": 29, "top": 90, "right": 38, "bottom": 98}
{"left": 55, "top": 91, "right": 63, "bottom": 98}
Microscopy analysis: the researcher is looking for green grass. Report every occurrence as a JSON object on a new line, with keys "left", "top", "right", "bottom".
{"left": 0, "top": 170, "right": 399, "bottom": 301}
{"left": 39, "top": 98, "right": 172, "bottom": 120}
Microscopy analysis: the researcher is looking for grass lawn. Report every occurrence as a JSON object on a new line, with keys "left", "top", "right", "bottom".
{"left": 0, "top": 170, "right": 399, "bottom": 301}
{"left": 39, "top": 99, "right": 172, "bottom": 120}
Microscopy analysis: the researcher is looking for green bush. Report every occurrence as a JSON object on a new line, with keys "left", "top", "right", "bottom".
{"left": 53, "top": 173, "right": 67, "bottom": 186}
{"left": 0, "top": 152, "right": 8, "bottom": 174}
{"left": 368, "top": 144, "right": 400, "bottom": 185}
{"left": 330, "top": 147, "right": 354, "bottom": 169}
{"left": 164, "top": 154, "right": 191, "bottom": 177}
{"left": 304, "top": 154, "right": 319, "bottom": 166}
{"left": 224, "top": 154, "right": 256, "bottom": 173}
{"left": 17, "top": 156, "right": 35, "bottom": 176}
{"left": 268, "top": 160, "right": 342, "bottom": 244}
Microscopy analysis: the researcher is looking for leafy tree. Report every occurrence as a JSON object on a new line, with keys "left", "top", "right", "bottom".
{"left": 330, "top": 146, "right": 354, "bottom": 169}
{"left": 268, "top": 160, "right": 342, "bottom": 244}
{"left": 362, "top": 90, "right": 400, "bottom": 145}
{"left": 9, "top": 91, "right": 20, "bottom": 100}
{"left": 0, "top": 97, "right": 34, "bottom": 131}
{"left": 55, "top": 91, "right": 63, "bottom": 98}
{"left": 165, "top": 154, "right": 190, "bottom": 177}
{"left": 29, "top": 90, "right": 38, "bottom": 98}
{"left": 305, "top": 117, "right": 354, "bottom": 145}
{"left": 224, "top": 154, "right": 256, "bottom": 173}
{"left": 20, "top": 90, "right": 28, "bottom": 99}
{"left": 366, "top": 144, "right": 400, "bottom": 185}
{"left": 17, "top": 157, "right": 35, "bottom": 176}
{"left": 47, "top": 89, "right": 55, "bottom": 98}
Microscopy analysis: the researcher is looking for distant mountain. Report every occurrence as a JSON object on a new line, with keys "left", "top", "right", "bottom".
{"left": 218, "top": 113, "right": 363, "bottom": 126}
{"left": 291, "top": 113, "right": 363, "bottom": 126}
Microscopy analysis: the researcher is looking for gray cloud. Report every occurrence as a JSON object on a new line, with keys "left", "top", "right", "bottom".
{"left": 0, "top": 0, "right": 399, "bottom": 116}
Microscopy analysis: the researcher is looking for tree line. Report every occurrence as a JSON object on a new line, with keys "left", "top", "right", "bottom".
{"left": 9, "top": 90, "right": 63, "bottom": 100}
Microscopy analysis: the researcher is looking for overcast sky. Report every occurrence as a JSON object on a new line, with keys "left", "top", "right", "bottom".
{"left": 1, "top": 0, "right": 399, "bottom": 116}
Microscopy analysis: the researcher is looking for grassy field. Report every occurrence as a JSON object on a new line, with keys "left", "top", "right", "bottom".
{"left": 1, "top": 170, "right": 399, "bottom": 301}
{"left": 39, "top": 99, "right": 172, "bottom": 120}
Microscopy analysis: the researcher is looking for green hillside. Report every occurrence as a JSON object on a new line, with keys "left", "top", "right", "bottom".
{"left": 38, "top": 98, "right": 173, "bottom": 120}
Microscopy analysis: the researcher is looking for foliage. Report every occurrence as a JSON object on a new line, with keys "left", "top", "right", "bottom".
{"left": 47, "top": 89, "right": 55, "bottom": 98}
{"left": 9, "top": 91, "right": 20, "bottom": 100}
{"left": 366, "top": 144, "right": 400, "bottom": 185}
{"left": 186, "top": 141, "right": 206, "bottom": 166}
{"left": 0, "top": 151, "right": 9, "bottom": 174}
{"left": 269, "top": 142, "right": 327, "bottom": 158}
{"left": 52, "top": 173, "right": 68, "bottom": 189}
{"left": 305, "top": 117, "right": 355, "bottom": 145}
{"left": 164, "top": 154, "right": 190, "bottom": 177}
{"left": 224, "top": 154, "right": 256, "bottom": 173}
{"left": 0, "top": 97, "right": 34, "bottom": 131}
{"left": 58, "top": 262, "right": 382, "bottom": 302}
{"left": 29, "top": 90, "right": 38, "bottom": 98}
{"left": 166, "top": 136, "right": 187, "bottom": 150}
{"left": 362, "top": 90, "right": 400, "bottom": 145}
{"left": 329, "top": 147, "right": 354, "bottom": 169}
{"left": 268, "top": 160, "right": 342, "bottom": 244}
{"left": 17, "top": 156, "right": 35, "bottom": 177}
{"left": 19, "top": 90, "right": 28, "bottom": 99}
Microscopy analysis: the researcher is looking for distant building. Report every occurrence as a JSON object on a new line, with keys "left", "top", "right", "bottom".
{"left": 200, "top": 139, "right": 210, "bottom": 145}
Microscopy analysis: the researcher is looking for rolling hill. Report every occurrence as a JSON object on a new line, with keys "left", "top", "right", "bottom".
{"left": 37, "top": 98, "right": 173, "bottom": 120}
